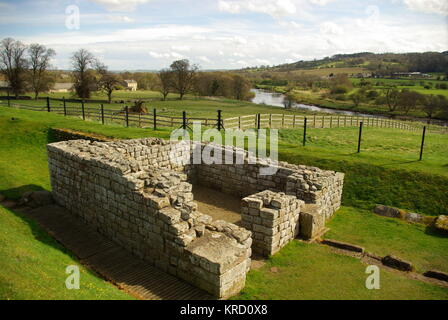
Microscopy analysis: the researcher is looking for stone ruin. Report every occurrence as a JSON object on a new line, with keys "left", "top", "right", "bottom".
{"left": 46, "top": 138, "right": 344, "bottom": 299}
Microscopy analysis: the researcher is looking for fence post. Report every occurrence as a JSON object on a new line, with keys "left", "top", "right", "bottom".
{"left": 313, "top": 115, "right": 316, "bottom": 127}
{"left": 101, "top": 104, "right": 104, "bottom": 124}
{"left": 125, "top": 106, "right": 129, "bottom": 127}
{"left": 239, "top": 116, "right": 241, "bottom": 129}
{"left": 357, "top": 121, "right": 363, "bottom": 153}
{"left": 153, "top": 108, "right": 157, "bottom": 131}
{"left": 182, "top": 111, "right": 187, "bottom": 130}
{"left": 257, "top": 113, "right": 261, "bottom": 130}
{"left": 330, "top": 116, "right": 332, "bottom": 128}
{"left": 293, "top": 114, "right": 296, "bottom": 128}
{"left": 419, "top": 126, "right": 426, "bottom": 161}
{"left": 81, "top": 100, "right": 85, "bottom": 120}
{"left": 46, "top": 97, "right": 50, "bottom": 112}
{"left": 63, "top": 97, "right": 67, "bottom": 116}
{"left": 217, "top": 110, "right": 222, "bottom": 131}
{"left": 322, "top": 115, "right": 325, "bottom": 128}
{"left": 7, "top": 90, "right": 10, "bottom": 107}
{"left": 269, "top": 114, "right": 272, "bottom": 128}
{"left": 303, "top": 117, "right": 307, "bottom": 147}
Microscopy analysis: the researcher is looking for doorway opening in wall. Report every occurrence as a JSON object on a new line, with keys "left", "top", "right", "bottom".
{"left": 191, "top": 184, "right": 243, "bottom": 226}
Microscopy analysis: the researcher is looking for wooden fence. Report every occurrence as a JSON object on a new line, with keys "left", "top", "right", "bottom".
{"left": 1, "top": 98, "right": 447, "bottom": 135}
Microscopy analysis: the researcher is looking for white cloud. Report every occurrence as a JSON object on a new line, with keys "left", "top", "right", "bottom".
{"left": 319, "top": 21, "right": 344, "bottom": 35}
{"left": 401, "top": 0, "right": 448, "bottom": 16}
{"left": 403, "top": 0, "right": 448, "bottom": 16}
{"left": 218, "top": 0, "right": 296, "bottom": 17}
{"left": 107, "top": 15, "right": 135, "bottom": 23}
{"left": 199, "top": 56, "right": 211, "bottom": 63}
{"left": 310, "top": 0, "right": 335, "bottom": 5}
{"left": 149, "top": 51, "right": 185, "bottom": 60}
{"left": 89, "top": 0, "right": 151, "bottom": 12}
{"left": 171, "top": 45, "right": 191, "bottom": 52}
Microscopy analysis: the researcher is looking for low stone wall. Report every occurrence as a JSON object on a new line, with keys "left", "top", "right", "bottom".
{"left": 47, "top": 139, "right": 251, "bottom": 299}
{"left": 46, "top": 138, "right": 345, "bottom": 298}
{"left": 241, "top": 190, "right": 303, "bottom": 256}
{"left": 196, "top": 143, "right": 344, "bottom": 219}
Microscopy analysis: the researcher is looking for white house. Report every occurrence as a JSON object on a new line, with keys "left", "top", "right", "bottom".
{"left": 124, "top": 80, "right": 138, "bottom": 91}
{"left": 50, "top": 83, "right": 74, "bottom": 93}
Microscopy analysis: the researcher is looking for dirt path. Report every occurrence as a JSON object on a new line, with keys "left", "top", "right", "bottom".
{"left": 192, "top": 184, "right": 242, "bottom": 225}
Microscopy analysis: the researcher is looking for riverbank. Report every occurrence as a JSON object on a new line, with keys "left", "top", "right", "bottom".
{"left": 254, "top": 85, "right": 448, "bottom": 125}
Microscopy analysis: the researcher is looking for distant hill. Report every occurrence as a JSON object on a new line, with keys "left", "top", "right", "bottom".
{"left": 241, "top": 51, "right": 448, "bottom": 75}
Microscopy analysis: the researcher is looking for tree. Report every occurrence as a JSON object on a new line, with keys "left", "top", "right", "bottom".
{"left": 71, "top": 49, "right": 96, "bottom": 100}
{"left": 397, "top": 89, "right": 423, "bottom": 115}
{"left": 27, "top": 43, "right": 55, "bottom": 99}
{"left": 383, "top": 87, "right": 400, "bottom": 112}
{"left": 95, "top": 62, "right": 120, "bottom": 103}
{"left": 349, "top": 91, "right": 365, "bottom": 107}
{"left": 157, "top": 69, "right": 173, "bottom": 101}
{"left": 233, "top": 74, "right": 251, "bottom": 100}
{"left": 421, "top": 94, "right": 447, "bottom": 122}
{"left": 0, "top": 38, "right": 28, "bottom": 97}
{"left": 169, "top": 59, "right": 198, "bottom": 100}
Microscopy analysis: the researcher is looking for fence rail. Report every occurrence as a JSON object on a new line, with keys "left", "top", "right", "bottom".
{"left": 1, "top": 99, "right": 447, "bottom": 135}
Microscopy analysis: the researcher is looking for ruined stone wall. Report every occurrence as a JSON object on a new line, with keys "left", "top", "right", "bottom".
{"left": 241, "top": 190, "right": 304, "bottom": 256}
{"left": 195, "top": 144, "right": 344, "bottom": 219}
{"left": 47, "top": 139, "right": 251, "bottom": 299}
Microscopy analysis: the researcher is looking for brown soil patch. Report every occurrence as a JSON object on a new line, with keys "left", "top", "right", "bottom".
{"left": 192, "top": 185, "right": 242, "bottom": 225}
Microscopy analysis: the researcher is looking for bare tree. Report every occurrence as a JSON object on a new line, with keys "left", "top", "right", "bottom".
{"left": 157, "top": 69, "right": 173, "bottom": 101}
{"left": 28, "top": 43, "right": 56, "bottom": 99}
{"left": 397, "top": 90, "right": 423, "bottom": 115}
{"left": 95, "top": 61, "right": 120, "bottom": 103}
{"left": 421, "top": 94, "right": 446, "bottom": 123}
{"left": 0, "top": 38, "right": 28, "bottom": 97}
{"left": 169, "top": 59, "right": 198, "bottom": 100}
{"left": 383, "top": 87, "right": 400, "bottom": 113}
{"left": 72, "top": 49, "right": 96, "bottom": 100}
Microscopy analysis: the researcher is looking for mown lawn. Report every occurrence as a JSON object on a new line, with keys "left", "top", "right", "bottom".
{"left": 235, "top": 241, "right": 448, "bottom": 300}
{"left": 0, "top": 206, "right": 134, "bottom": 300}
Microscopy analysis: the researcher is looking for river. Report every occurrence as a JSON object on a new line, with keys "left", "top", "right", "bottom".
{"left": 251, "top": 89, "right": 381, "bottom": 118}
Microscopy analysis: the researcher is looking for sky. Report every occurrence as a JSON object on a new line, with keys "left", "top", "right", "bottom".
{"left": 0, "top": 0, "right": 447, "bottom": 70}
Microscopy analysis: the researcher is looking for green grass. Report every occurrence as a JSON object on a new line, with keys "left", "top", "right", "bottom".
{"left": 2, "top": 89, "right": 316, "bottom": 119}
{"left": 325, "top": 207, "right": 448, "bottom": 273}
{"left": 0, "top": 206, "right": 134, "bottom": 300}
{"left": 0, "top": 105, "right": 447, "bottom": 299}
{"left": 1, "top": 107, "right": 447, "bottom": 215}
{"left": 234, "top": 241, "right": 448, "bottom": 300}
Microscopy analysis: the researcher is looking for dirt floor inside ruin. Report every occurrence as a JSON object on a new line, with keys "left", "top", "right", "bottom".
{"left": 192, "top": 185, "right": 242, "bottom": 225}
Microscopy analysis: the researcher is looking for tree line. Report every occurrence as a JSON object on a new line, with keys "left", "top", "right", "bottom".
{"left": 1, "top": 37, "right": 253, "bottom": 103}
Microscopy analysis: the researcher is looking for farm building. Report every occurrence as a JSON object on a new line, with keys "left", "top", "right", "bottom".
{"left": 50, "top": 83, "right": 74, "bottom": 93}
{"left": 124, "top": 79, "right": 138, "bottom": 91}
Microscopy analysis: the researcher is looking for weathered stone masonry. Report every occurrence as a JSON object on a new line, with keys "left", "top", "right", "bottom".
{"left": 47, "top": 138, "right": 344, "bottom": 298}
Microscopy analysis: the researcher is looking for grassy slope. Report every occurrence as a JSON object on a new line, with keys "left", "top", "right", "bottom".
{"left": 1, "top": 107, "right": 447, "bottom": 215}
{"left": 235, "top": 241, "right": 448, "bottom": 300}
{"left": 325, "top": 207, "right": 448, "bottom": 273}
{"left": 1, "top": 106, "right": 447, "bottom": 299}
{"left": 0, "top": 206, "right": 133, "bottom": 300}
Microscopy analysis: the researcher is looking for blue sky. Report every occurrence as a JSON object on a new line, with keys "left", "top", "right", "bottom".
{"left": 0, "top": 0, "right": 447, "bottom": 70}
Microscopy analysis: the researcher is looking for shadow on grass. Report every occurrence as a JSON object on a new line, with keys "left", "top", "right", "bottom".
{"left": 424, "top": 225, "right": 448, "bottom": 239}
{"left": 0, "top": 184, "right": 48, "bottom": 201}
{"left": 0, "top": 185, "right": 67, "bottom": 252}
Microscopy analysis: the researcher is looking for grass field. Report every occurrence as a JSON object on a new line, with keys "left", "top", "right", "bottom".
{"left": 0, "top": 206, "right": 133, "bottom": 300}
{"left": 235, "top": 241, "right": 448, "bottom": 300}
{"left": 1, "top": 89, "right": 316, "bottom": 119}
{"left": 0, "top": 105, "right": 447, "bottom": 300}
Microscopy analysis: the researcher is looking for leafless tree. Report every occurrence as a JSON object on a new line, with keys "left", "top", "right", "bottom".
{"left": 383, "top": 87, "right": 400, "bottom": 113}
{"left": 72, "top": 49, "right": 96, "bottom": 100}
{"left": 169, "top": 59, "right": 198, "bottom": 100}
{"left": 0, "top": 38, "right": 28, "bottom": 97}
{"left": 95, "top": 61, "right": 120, "bottom": 103}
{"left": 28, "top": 43, "right": 55, "bottom": 99}
{"left": 157, "top": 69, "right": 173, "bottom": 101}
